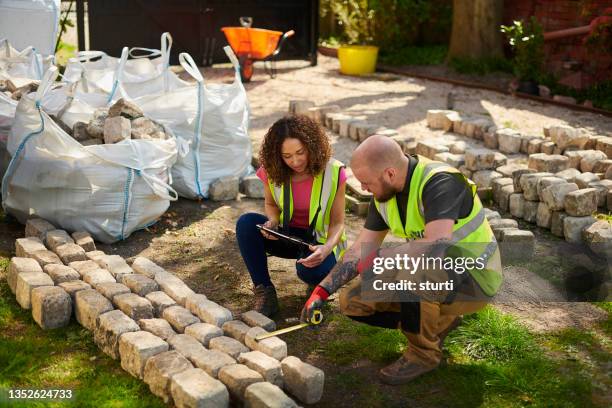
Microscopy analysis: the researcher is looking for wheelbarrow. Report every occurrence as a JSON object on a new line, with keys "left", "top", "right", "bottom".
{"left": 221, "top": 25, "right": 294, "bottom": 82}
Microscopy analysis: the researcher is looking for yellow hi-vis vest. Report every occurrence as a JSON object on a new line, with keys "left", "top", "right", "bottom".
{"left": 268, "top": 159, "right": 348, "bottom": 259}
{"left": 374, "top": 155, "right": 503, "bottom": 296}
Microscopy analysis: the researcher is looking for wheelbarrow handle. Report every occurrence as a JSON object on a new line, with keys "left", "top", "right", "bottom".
{"left": 284, "top": 30, "right": 295, "bottom": 38}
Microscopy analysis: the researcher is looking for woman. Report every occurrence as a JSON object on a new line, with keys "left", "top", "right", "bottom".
{"left": 236, "top": 115, "right": 347, "bottom": 316}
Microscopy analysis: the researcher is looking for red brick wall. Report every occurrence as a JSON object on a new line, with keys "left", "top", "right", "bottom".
{"left": 504, "top": 0, "right": 612, "bottom": 88}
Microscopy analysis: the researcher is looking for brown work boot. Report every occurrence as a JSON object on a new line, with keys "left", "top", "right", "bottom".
{"left": 378, "top": 356, "right": 438, "bottom": 385}
{"left": 253, "top": 284, "right": 279, "bottom": 317}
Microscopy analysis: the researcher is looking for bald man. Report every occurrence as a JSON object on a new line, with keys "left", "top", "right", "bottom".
{"left": 301, "top": 135, "right": 502, "bottom": 384}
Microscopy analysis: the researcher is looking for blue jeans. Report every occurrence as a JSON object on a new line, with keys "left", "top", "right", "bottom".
{"left": 236, "top": 212, "right": 337, "bottom": 287}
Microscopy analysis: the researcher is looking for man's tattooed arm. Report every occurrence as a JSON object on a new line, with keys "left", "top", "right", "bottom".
{"left": 318, "top": 260, "right": 359, "bottom": 295}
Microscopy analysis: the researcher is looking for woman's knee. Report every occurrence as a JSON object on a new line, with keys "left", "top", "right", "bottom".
{"left": 236, "top": 213, "right": 265, "bottom": 233}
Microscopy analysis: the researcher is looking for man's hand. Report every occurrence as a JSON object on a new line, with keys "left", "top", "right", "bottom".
{"left": 300, "top": 286, "right": 329, "bottom": 323}
{"left": 297, "top": 244, "right": 332, "bottom": 268}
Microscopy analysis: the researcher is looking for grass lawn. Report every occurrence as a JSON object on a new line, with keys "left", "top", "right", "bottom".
{"left": 0, "top": 248, "right": 609, "bottom": 407}
{"left": 0, "top": 254, "right": 165, "bottom": 408}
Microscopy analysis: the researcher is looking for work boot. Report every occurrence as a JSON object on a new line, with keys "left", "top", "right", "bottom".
{"left": 378, "top": 356, "right": 438, "bottom": 385}
{"left": 253, "top": 284, "right": 279, "bottom": 317}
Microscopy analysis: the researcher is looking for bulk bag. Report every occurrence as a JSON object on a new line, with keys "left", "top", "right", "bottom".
{"left": 2, "top": 67, "right": 179, "bottom": 243}
{"left": 63, "top": 32, "right": 189, "bottom": 100}
{"left": 132, "top": 48, "right": 252, "bottom": 198}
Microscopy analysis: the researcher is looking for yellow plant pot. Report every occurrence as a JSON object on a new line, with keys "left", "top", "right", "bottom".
{"left": 338, "top": 45, "right": 379, "bottom": 76}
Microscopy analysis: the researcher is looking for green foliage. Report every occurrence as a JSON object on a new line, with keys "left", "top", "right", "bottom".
{"left": 378, "top": 45, "right": 447, "bottom": 65}
{"left": 329, "top": 0, "right": 377, "bottom": 45}
{"left": 500, "top": 17, "right": 544, "bottom": 81}
{"left": 449, "top": 56, "right": 513, "bottom": 75}
{"left": 322, "top": 0, "right": 452, "bottom": 49}
{"left": 585, "top": 8, "right": 612, "bottom": 54}
{"left": 539, "top": 75, "right": 612, "bottom": 111}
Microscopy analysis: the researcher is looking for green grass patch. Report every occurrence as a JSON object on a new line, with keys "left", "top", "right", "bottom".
{"left": 0, "top": 263, "right": 165, "bottom": 408}
{"left": 322, "top": 314, "right": 405, "bottom": 365}
{"left": 378, "top": 45, "right": 448, "bottom": 66}
{"left": 322, "top": 306, "right": 599, "bottom": 407}
{"left": 448, "top": 308, "right": 536, "bottom": 361}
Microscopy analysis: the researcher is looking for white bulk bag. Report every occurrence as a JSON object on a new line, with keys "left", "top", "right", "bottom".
{"left": 0, "top": 92, "right": 16, "bottom": 180}
{"left": 0, "top": 38, "right": 54, "bottom": 82}
{"left": 2, "top": 67, "right": 179, "bottom": 243}
{"left": 0, "top": 0, "right": 60, "bottom": 56}
{"left": 63, "top": 32, "right": 189, "bottom": 100}
{"left": 133, "top": 49, "right": 252, "bottom": 199}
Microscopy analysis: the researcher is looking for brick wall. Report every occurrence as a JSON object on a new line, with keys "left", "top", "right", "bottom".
{"left": 504, "top": 0, "right": 612, "bottom": 88}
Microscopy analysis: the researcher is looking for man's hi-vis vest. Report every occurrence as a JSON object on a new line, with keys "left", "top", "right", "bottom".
{"left": 268, "top": 159, "right": 348, "bottom": 259}
{"left": 374, "top": 156, "right": 503, "bottom": 296}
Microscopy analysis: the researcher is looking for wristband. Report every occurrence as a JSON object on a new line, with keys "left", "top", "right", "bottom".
{"left": 312, "top": 285, "right": 330, "bottom": 301}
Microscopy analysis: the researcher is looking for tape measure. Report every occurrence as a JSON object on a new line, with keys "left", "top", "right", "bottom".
{"left": 254, "top": 310, "right": 323, "bottom": 341}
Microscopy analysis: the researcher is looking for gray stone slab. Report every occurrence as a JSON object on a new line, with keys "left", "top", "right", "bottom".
{"left": 209, "top": 336, "right": 249, "bottom": 359}
{"left": 94, "top": 309, "right": 140, "bottom": 359}
{"left": 113, "top": 293, "right": 154, "bottom": 321}
{"left": 31, "top": 286, "right": 72, "bottom": 329}
{"left": 75, "top": 289, "right": 114, "bottom": 330}
{"left": 144, "top": 350, "right": 193, "bottom": 404}
{"left": 170, "top": 368, "right": 229, "bottom": 408}
{"left": 146, "top": 291, "right": 177, "bottom": 317}
{"left": 218, "top": 364, "right": 264, "bottom": 402}
{"left": 44, "top": 264, "right": 80, "bottom": 284}
{"left": 241, "top": 310, "right": 276, "bottom": 332}
{"left": 16, "top": 272, "right": 54, "bottom": 310}
{"left": 186, "top": 322, "right": 224, "bottom": 346}
{"left": 122, "top": 274, "right": 159, "bottom": 297}
{"left": 281, "top": 356, "right": 324, "bottom": 404}
{"left": 119, "top": 330, "right": 168, "bottom": 379}
{"left": 8, "top": 257, "right": 42, "bottom": 294}
{"left": 138, "top": 318, "right": 177, "bottom": 340}
{"left": 244, "top": 382, "right": 297, "bottom": 408}
{"left": 163, "top": 305, "right": 200, "bottom": 333}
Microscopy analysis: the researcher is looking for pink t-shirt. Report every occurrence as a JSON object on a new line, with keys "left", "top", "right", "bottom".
{"left": 256, "top": 165, "right": 347, "bottom": 229}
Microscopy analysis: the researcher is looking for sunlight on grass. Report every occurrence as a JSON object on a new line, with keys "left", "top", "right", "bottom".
{"left": 322, "top": 306, "right": 599, "bottom": 407}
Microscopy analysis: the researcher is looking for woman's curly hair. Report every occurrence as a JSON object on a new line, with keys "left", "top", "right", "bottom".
{"left": 259, "top": 115, "right": 331, "bottom": 185}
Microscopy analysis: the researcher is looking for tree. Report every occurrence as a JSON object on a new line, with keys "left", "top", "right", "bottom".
{"left": 447, "top": 0, "right": 504, "bottom": 60}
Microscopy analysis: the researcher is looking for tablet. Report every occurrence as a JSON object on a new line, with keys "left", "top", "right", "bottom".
{"left": 256, "top": 225, "right": 312, "bottom": 248}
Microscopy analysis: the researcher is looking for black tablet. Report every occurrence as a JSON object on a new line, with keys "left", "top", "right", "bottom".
{"left": 256, "top": 225, "right": 312, "bottom": 249}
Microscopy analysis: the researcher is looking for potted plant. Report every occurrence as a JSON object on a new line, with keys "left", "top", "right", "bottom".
{"left": 501, "top": 17, "right": 544, "bottom": 95}
{"left": 331, "top": 0, "right": 379, "bottom": 76}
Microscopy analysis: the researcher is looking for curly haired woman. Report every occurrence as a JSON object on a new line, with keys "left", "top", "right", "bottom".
{"left": 236, "top": 115, "right": 347, "bottom": 316}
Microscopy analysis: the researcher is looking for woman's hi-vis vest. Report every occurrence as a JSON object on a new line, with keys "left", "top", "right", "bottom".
{"left": 268, "top": 159, "right": 348, "bottom": 259}
{"left": 374, "top": 155, "right": 503, "bottom": 296}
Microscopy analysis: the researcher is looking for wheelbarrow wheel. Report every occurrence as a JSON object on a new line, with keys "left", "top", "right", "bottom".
{"left": 239, "top": 55, "right": 254, "bottom": 82}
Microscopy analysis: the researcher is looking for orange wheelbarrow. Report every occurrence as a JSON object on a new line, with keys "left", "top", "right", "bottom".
{"left": 221, "top": 25, "right": 295, "bottom": 82}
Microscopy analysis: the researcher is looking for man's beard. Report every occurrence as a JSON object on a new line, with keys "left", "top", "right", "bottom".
{"left": 375, "top": 177, "right": 397, "bottom": 202}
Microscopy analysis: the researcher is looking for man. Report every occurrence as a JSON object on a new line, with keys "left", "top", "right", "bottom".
{"left": 301, "top": 135, "right": 502, "bottom": 384}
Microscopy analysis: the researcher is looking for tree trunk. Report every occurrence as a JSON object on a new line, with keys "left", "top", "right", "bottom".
{"left": 447, "top": 0, "right": 504, "bottom": 60}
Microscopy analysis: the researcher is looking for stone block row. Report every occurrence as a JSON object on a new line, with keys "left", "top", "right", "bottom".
{"left": 9, "top": 219, "right": 325, "bottom": 406}
{"left": 488, "top": 168, "right": 611, "bottom": 257}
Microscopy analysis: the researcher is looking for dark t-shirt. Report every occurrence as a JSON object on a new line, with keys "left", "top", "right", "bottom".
{"left": 365, "top": 155, "right": 474, "bottom": 231}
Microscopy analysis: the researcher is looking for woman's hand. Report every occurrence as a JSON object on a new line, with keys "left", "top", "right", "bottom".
{"left": 297, "top": 244, "right": 333, "bottom": 268}
{"left": 260, "top": 219, "right": 279, "bottom": 240}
